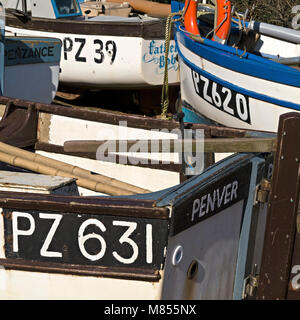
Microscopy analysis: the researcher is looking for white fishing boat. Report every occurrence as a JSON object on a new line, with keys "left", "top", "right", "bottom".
{"left": 0, "top": 3, "right": 61, "bottom": 104}
{"left": 172, "top": 0, "right": 300, "bottom": 132}
{"left": 0, "top": 95, "right": 298, "bottom": 300}
{"left": 2, "top": 0, "right": 179, "bottom": 90}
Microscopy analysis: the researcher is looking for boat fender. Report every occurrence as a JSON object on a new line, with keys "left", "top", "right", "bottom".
{"left": 184, "top": 0, "right": 231, "bottom": 44}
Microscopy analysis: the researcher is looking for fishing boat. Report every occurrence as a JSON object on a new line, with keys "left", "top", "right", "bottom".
{"left": 0, "top": 22, "right": 295, "bottom": 296}
{"left": 0, "top": 91, "right": 298, "bottom": 299}
{"left": 2, "top": 0, "right": 179, "bottom": 90}
{"left": 171, "top": 0, "right": 300, "bottom": 132}
{"left": 0, "top": 3, "right": 61, "bottom": 104}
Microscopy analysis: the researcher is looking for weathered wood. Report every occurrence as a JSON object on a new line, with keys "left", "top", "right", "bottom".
{"left": 0, "top": 190, "right": 170, "bottom": 218}
{"left": 256, "top": 112, "right": 300, "bottom": 300}
{"left": 0, "top": 258, "right": 161, "bottom": 281}
{"left": 35, "top": 141, "right": 183, "bottom": 172}
{"left": 5, "top": 10, "right": 171, "bottom": 40}
{"left": 64, "top": 137, "right": 277, "bottom": 153}
{"left": 0, "top": 96, "right": 269, "bottom": 137}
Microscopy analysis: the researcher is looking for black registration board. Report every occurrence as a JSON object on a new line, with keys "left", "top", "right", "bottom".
{"left": 3, "top": 210, "right": 168, "bottom": 270}
{"left": 170, "top": 162, "right": 252, "bottom": 236}
{"left": 191, "top": 70, "right": 251, "bottom": 124}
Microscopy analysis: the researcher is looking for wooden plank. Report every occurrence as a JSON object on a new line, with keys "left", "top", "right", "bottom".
{"left": 64, "top": 137, "right": 277, "bottom": 153}
{"left": 5, "top": 11, "right": 171, "bottom": 40}
{"left": 256, "top": 112, "right": 300, "bottom": 300}
{"left": 0, "top": 191, "right": 170, "bottom": 218}
{"left": 0, "top": 258, "right": 161, "bottom": 281}
{"left": 35, "top": 141, "right": 183, "bottom": 173}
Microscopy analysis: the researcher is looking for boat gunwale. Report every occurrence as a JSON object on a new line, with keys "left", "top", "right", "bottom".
{"left": 5, "top": 10, "right": 173, "bottom": 40}
{"left": 175, "top": 24, "right": 300, "bottom": 85}
{"left": 0, "top": 258, "right": 162, "bottom": 281}
{"left": 0, "top": 189, "right": 170, "bottom": 219}
{"left": 175, "top": 30, "right": 300, "bottom": 112}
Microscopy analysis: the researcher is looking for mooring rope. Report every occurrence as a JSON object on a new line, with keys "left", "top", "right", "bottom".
{"left": 160, "top": 10, "right": 183, "bottom": 119}
{"left": 160, "top": 1, "right": 212, "bottom": 118}
{"left": 160, "top": 1, "right": 251, "bottom": 118}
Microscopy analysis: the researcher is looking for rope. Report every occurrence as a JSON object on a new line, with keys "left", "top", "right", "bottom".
{"left": 160, "top": 2, "right": 218, "bottom": 118}
{"left": 160, "top": 1, "right": 252, "bottom": 118}
{"left": 160, "top": 10, "right": 183, "bottom": 119}
{"left": 160, "top": 3, "right": 210, "bottom": 118}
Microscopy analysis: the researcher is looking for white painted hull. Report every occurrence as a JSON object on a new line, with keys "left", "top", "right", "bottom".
{"left": 0, "top": 151, "right": 272, "bottom": 299}
{"left": 256, "top": 34, "right": 300, "bottom": 59}
{"left": 0, "top": 110, "right": 180, "bottom": 299}
{"left": 178, "top": 42, "right": 300, "bottom": 132}
{"left": 0, "top": 267, "right": 163, "bottom": 299}
{"left": 6, "top": 26, "right": 180, "bottom": 89}
{"left": 37, "top": 112, "right": 181, "bottom": 195}
{"left": 0, "top": 103, "right": 183, "bottom": 299}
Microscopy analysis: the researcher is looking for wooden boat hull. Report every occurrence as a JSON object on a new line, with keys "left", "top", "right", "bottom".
{"left": 5, "top": 13, "right": 179, "bottom": 89}
{"left": 0, "top": 150, "right": 273, "bottom": 299}
{"left": 0, "top": 96, "right": 299, "bottom": 300}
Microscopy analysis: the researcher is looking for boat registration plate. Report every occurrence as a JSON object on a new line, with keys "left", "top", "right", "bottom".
{"left": 2, "top": 209, "right": 168, "bottom": 269}
{"left": 191, "top": 71, "right": 251, "bottom": 124}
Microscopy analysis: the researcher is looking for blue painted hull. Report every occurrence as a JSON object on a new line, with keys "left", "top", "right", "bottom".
{"left": 3, "top": 37, "right": 62, "bottom": 104}
{"left": 172, "top": 1, "right": 300, "bottom": 132}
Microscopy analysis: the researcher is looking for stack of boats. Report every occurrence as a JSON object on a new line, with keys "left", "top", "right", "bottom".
{"left": 0, "top": 0, "right": 298, "bottom": 300}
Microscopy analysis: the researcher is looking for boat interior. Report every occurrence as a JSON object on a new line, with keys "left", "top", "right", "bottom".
{"left": 174, "top": 2, "right": 300, "bottom": 69}
{"left": 3, "top": 0, "right": 299, "bottom": 67}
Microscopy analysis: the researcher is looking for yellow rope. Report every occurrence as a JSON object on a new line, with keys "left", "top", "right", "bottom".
{"left": 160, "top": 11, "right": 183, "bottom": 119}
{"left": 160, "top": 1, "right": 249, "bottom": 118}
{"left": 160, "top": 3, "right": 216, "bottom": 119}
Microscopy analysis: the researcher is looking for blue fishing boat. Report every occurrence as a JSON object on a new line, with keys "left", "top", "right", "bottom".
{"left": 172, "top": 0, "right": 300, "bottom": 132}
